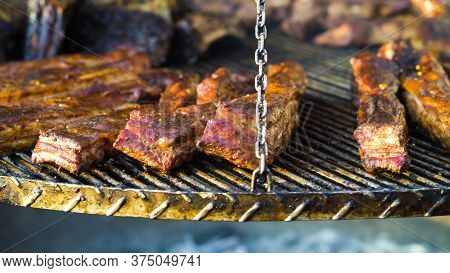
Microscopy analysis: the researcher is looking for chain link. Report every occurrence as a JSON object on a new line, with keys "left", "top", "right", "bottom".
{"left": 251, "top": 0, "right": 272, "bottom": 192}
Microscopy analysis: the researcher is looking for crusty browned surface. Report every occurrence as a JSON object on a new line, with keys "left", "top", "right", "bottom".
{"left": 65, "top": 0, "right": 172, "bottom": 65}
{"left": 0, "top": 49, "right": 152, "bottom": 107}
{"left": 314, "top": 15, "right": 450, "bottom": 49}
{"left": 158, "top": 74, "right": 200, "bottom": 112}
{"left": 30, "top": 68, "right": 194, "bottom": 172}
{"left": 114, "top": 104, "right": 215, "bottom": 172}
{"left": 196, "top": 68, "right": 250, "bottom": 105}
{"left": 401, "top": 52, "right": 450, "bottom": 150}
{"left": 113, "top": 67, "right": 256, "bottom": 172}
{"left": 32, "top": 107, "right": 140, "bottom": 173}
{"left": 198, "top": 61, "right": 307, "bottom": 170}
{"left": 139, "top": 68, "right": 192, "bottom": 99}
{"left": 350, "top": 52, "right": 409, "bottom": 173}
{"left": 191, "top": 0, "right": 291, "bottom": 27}
{"left": 0, "top": 91, "right": 139, "bottom": 157}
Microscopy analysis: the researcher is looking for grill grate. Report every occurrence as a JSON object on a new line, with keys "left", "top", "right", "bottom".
{"left": 0, "top": 32, "right": 449, "bottom": 221}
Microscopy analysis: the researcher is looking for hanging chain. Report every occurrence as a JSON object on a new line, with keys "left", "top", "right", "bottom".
{"left": 251, "top": 0, "right": 272, "bottom": 192}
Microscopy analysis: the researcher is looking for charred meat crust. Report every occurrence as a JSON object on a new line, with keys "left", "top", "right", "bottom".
{"left": 158, "top": 74, "right": 200, "bottom": 112}
{"left": 0, "top": 49, "right": 152, "bottom": 107}
{"left": 0, "top": 93, "right": 138, "bottom": 157}
{"left": 196, "top": 67, "right": 252, "bottom": 105}
{"left": 113, "top": 104, "right": 215, "bottom": 173}
{"left": 113, "top": 66, "right": 257, "bottom": 173}
{"left": 30, "top": 69, "right": 196, "bottom": 172}
{"left": 378, "top": 41, "right": 450, "bottom": 150}
{"left": 65, "top": 1, "right": 172, "bottom": 66}
{"left": 350, "top": 52, "right": 409, "bottom": 173}
{"left": 354, "top": 93, "right": 408, "bottom": 173}
{"left": 197, "top": 61, "right": 307, "bottom": 170}
{"left": 401, "top": 52, "right": 450, "bottom": 150}
{"left": 32, "top": 108, "right": 140, "bottom": 173}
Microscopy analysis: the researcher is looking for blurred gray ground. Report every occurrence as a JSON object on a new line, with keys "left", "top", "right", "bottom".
{"left": 0, "top": 204, "right": 449, "bottom": 253}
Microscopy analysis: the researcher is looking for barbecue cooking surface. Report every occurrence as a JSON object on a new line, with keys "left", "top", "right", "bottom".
{"left": 0, "top": 32, "right": 449, "bottom": 221}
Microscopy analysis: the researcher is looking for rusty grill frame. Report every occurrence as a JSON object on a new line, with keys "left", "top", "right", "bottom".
{"left": 0, "top": 32, "right": 449, "bottom": 221}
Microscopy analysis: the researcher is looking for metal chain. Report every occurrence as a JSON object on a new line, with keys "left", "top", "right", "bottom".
{"left": 251, "top": 0, "right": 272, "bottom": 192}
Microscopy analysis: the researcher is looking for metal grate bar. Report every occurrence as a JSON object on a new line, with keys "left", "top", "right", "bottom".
{"left": 0, "top": 34, "right": 448, "bottom": 221}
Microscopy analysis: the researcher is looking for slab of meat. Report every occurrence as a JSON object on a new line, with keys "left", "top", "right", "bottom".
{"left": 158, "top": 74, "right": 200, "bottom": 112}
{"left": 171, "top": 13, "right": 245, "bottom": 64}
{"left": 198, "top": 62, "right": 307, "bottom": 170}
{"left": 378, "top": 40, "right": 450, "bottom": 150}
{"left": 0, "top": 49, "right": 152, "bottom": 107}
{"left": 32, "top": 107, "right": 139, "bottom": 172}
{"left": 196, "top": 68, "right": 254, "bottom": 105}
{"left": 281, "top": 0, "right": 327, "bottom": 41}
{"left": 114, "top": 104, "right": 215, "bottom": 172}
{"left": 114, "top": 67, "right": 255, "bottom": 172}
{"left": 314, "top": 16, "right": 450, "bottom": 48}
{"left": 191, "top": 0, "right": 291, "bottom": 27}
{"left": 0, "top": 90, "right": 139, "bottom": 157}
{"left": 65, "top": 0, "right": 172, "bottom": 65}
{"left": 139, "top": 68, "right": 191, "bottom": 98}
{"left": 350, "top": 52, "right": 409, "bottom": 173}
{"left": 401, "top": 52, "right": 450, "bottom": 150}
{"left": 30, "top": 68, "right": 194, "bottom": 172}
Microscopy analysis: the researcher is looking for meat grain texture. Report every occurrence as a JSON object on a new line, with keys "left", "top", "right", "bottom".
{"left": 198, "top": 62, "right": 307, "bottom": 170}
{"left": 114, "top": 67, "right": 255, "bottom": 172}
{"left": 350, "top": 52, "right": 409, "bottom": 173}
{"left": 31, "top": 69, "right": 194, "bottom": 172}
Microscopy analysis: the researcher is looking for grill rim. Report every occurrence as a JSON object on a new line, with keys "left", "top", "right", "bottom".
{"left": 0, "top": 33, "right": 449, "bottom": 221}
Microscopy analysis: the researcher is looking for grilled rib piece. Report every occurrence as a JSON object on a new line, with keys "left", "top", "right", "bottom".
{"left": 196, "top": 68, "right": 254, "bottom": 105}
{"left": 401, "top": 52, "right": 450, "bottom": 150}
{"left": 65, "top": 1, "right": 172, "bottom": 65}
{"left": 198, "top": 62, "right": 307, "bottom": 170}
{"left": 378, "top": 40, "right": 450, "bottom": 150}
{"left": 191, "top": 0, "right": 291, "bottom": 27}
{"left": 0, "top": 49, "right": 152, "bottom": 107}
{"left": 350, "top": 52, "right": 409, "bottom": 173}
{"left": 114, "top": 68, "right": 255, "bottom": 172}
{"left": 314, "top": 16, "right": 450, "bottom": 48}
{"left": 281, "top": 0, "right": 327, "bottom": 41}
{"left": 0, "top": 90, "right": 140, "bottom": 157}
{"left": 171, "top": 13, "right": 245, "bottom": 64}
{"left": 32, "top": 107, "right": 140, "bottom": 172}
{"left": 158, "top": 74, "right": 200, "bottom": 112}
{"left": 114, "top": 104, "right": 215, "bottom": 172}
{"left": 30, "top": 69, "right": 195, "bottom": 172}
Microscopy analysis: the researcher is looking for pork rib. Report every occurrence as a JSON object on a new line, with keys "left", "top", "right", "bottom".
{"left": 0, "top": 91, "right": 139, "bottom": 157}
{"left": 0, "top": 49, "right": 152, "bottom": 107}
{"left": 401, "top": 52, "right": 450, "bottom": 150}
{"left": 378, "top": 41, "right": 450, "bottom": 150}
{"left": 30, "top": 69, "right": 196, "bottom": 172}
{"left": 198, "top": 61, "right": 307, "bottom": 170}
{"left": 350, "top": 52, "right": 409, "bottom": 173}
{"left": 31, "top": 108, "right": 140, "bottom": 173}
{"left": 114, "top": 104, "right": 215, "bottom": 172}
{"left": 113, "top": 67, "right": 256, "bottom": 172}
